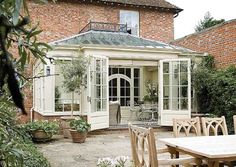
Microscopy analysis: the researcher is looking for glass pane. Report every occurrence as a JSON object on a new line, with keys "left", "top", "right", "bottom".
{"left": 134, "top": 98, "right": 139, "bottom": 105}
{"left": 97, "top": 99, "right": 101, "bottom": 111}
{"left": 180, "top": 61, "right": 188, "bottom": 73}
{"left": 96, "top": 86, "right": 101, "bottom": 98}
{"left": 109, "top": 68, "right": 112, "bottom": 75}
{"left": 113, "top": 88, "right": 117, "bottom": 96}
{"left": 96, "top": 72, "right": 101, "bottom": 84}
{"left": 121, "top": 88, "right": 125, "bottom": 96}
{"left": 172, "top": 98, "right": 179, "bottom": 110}
{"left": 134, "top": 69, "right": 140, "bottom": 77}
{"left": 180, "top": 73, "right": 188, "bottom": 85}
{"left": 126, "top": 88, "right": 130, "bottom": 96}
{"left": 163, "top": 74, "right": 169, "bottom": 85}
{"left": 120, "top": 98, "right": 125, "bottom": 106}
{"left": 96, "top": 59, "right": 101, "bottom": 71}
{"left": 134, "top": 78, "right": 139, "bottom": 87}
{"left": 112, "top": 68, "right": 118, "bottom": 74}
{"left": 119, "top": 68, "right": 125, "bottom": 74}
{"left": 125, "top": 68, "right": 131, "bottom": 78}
{"left": 121, "top": 78, "right": 125, "bottom": 86}
{"left": 172, "top": 61, "right": 179, "bottom": 74}
{"left": 134, "top": 88, "right": 139, "bottom": 96}
{"left": 172, "top": 73, "right": 179, "bottom": 86}
{"left": 180, "top": 98, "right": 188, "bottom": 110}
{"left": 163, "top": 86, "right": 170, "bottom": 98}
{"left": 163, "top": 99, "right": 170, "bottom": 110}
{"left": 180, "top": 86, "right": 188, "bottom": 98}
{"left": 163, "top": 62, "right": 169, "bottom": 73}
{"left": 102, "top": 99, "right": 107, "bottom": 111}
{"left": 172, "top": 86, "right": 179, "bottom": 98}
{"left": 103, "top": 86, "right": 107, "bottom": 98}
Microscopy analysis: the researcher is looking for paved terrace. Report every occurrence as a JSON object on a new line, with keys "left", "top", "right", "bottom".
{"left": 37, "top": 127, "right": 173, "bottom": 167}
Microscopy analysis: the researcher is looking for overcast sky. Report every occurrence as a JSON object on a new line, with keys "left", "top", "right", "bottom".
{"left": 166, "top": 0, "right": 236, "bottom": 39}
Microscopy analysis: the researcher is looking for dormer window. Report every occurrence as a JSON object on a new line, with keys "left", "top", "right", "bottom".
{"left": 120, "top": 10, "right": 139, "bottom": 36}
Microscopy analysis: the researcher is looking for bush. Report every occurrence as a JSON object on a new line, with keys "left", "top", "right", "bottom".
{"left": 193, "top": 56, "right": 236, "bottom": 132}
{"left": 0, "top": 104, "right": 51, "bottom": 167}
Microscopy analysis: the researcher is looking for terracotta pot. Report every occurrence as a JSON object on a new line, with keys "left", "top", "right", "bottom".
{"left": 60, "top": 116, "right": 75, "bottom": 138}
{"left": 31, "top": 130, "right": 52, "bottom": 142}
{"left": 69, "top": 129, "right": 88, "bottom": 143}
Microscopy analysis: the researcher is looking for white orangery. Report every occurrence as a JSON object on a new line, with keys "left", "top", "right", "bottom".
{"left": 33, "top": 27, "right": 205, "bottom": 130}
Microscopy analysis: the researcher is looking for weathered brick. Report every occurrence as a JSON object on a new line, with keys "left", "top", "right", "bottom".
{"left": 171, "top": 19, "right": 236, "bottom": 68}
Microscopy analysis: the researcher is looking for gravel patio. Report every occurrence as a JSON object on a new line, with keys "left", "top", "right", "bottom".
{"left": 37, "top": 128, "right": 173, "bottom": 167}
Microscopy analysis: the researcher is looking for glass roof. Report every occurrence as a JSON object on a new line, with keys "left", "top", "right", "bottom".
{"left": 53, "top": 31, "right": 194, "bottom": 52}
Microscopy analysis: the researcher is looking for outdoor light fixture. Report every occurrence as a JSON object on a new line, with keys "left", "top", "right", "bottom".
{"left": 46, "top": 66, "right": 50, "bottom": 76}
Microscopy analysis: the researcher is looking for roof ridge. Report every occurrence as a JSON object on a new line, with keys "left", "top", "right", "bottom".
{"left": 172, "top": 18, "right": 236, "bottom": 42}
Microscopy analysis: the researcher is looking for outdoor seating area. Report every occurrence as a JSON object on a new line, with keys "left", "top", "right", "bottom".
{"left": 128, "top": 115, "right": 236, "bottom": 167}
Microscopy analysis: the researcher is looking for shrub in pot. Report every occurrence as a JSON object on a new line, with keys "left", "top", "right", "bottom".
{"left": 24, "top": 120, "right": 60, "bottom": 142}
{"left": 69, "top": 117, "right": 91, "bottom": 143}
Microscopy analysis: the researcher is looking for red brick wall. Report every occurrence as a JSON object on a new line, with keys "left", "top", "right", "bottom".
{"left": 24, "top": 0, "right": 175, "bottom": 120}
{"left": 28, "top": 1, "right": 174, "bottom": 43}
{"left": 171, "top": 19, "right": 236, "bottom": 68}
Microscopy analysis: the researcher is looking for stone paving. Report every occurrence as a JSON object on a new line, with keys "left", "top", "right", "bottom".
{"left": 37, "top": 129, "right": 174, "bottom": 167}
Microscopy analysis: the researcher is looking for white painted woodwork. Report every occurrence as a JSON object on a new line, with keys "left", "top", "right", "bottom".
{"left": 158, "top": 59, "right": 191, "bottom": 126}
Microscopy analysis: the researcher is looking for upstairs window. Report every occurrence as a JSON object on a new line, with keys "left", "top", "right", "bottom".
{"left": 120, "top": 10, "right": 139, "bottom": 36}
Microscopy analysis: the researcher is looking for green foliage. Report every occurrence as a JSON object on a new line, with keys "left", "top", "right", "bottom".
{"left": 0, "top": 104, "right": 50, "bottom": 167}
{"left": 69, "top": 117, "right": 91, "bottom": 133}
{"left": 143, "top": 80, "right": 158, "bottom": 103}
{"left": 193, "top": 56, "right": 236, "bottom": 132}
{"left": 0, "top": 0, "right": 53, "bottom": 115}
{"left": 24, "top": 120, "right": 59, "bottom": 136}
{"left": 60, "top": 55, "right": 91, "bottom": 93}
{"left": 195, "top": 12, "right": 225, "bottom": 32}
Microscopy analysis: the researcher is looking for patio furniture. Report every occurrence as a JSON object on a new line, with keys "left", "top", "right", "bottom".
{"left": 201, "top": 116, "right": 228, "bottom": 136}
{"left": 160, "top": 135, "right": 236, "bottom": 167}
{"left": 173, "top": 117, "right": 201, "bottom": 137}
{"left": 128, "top": 124, "right": 202, "bottom": 167}
{"left": 109, "top": 101, "right": 121, "bottom": 125}
{"left": 138, "top": 102, "right": 158, "bottom": 121}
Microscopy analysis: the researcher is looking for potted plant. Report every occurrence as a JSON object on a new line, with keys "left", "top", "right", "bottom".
{"left": 59, "top": 55, "right": 90, "bottom": 138}
{"left": 69, "top": 117, "right": 91, "bottom": 143}
{"left": 24, "top": 120, "right": 60, "bottom": 142}
{"left": 143, "top": 80, "right": 158, "bottom": 104}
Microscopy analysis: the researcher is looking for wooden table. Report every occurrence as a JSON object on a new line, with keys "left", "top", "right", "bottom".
{"left": 160, "top": 135, "right": 236, "bottom": 167}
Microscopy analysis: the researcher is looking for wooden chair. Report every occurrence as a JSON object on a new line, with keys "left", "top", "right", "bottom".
{"left": 128, "top": 124, "right": 202, "bottom": 167}
{"left": 201, "top": 116, "right": 228, "bottom": 136}
{"left": 173, "top": 117, "right": 201, "bottom": 137}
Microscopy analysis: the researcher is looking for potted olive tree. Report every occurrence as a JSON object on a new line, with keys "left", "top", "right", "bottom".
{"left": 60, "top": 55, "right": 90, "bottom": 138}
{"left": 69, "top": 117, "right": 91, "bottom": 143}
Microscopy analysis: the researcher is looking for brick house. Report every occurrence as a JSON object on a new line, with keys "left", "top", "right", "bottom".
{"left": 27, "top": 0, "right": 204, "bottom": 129}
{"left": 171, "top": 19, "right": 236, "bottom": 68}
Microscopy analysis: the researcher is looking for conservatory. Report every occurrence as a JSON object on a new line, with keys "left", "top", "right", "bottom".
{"left": 33, "top": 22, "right": 204, "bottom": 130}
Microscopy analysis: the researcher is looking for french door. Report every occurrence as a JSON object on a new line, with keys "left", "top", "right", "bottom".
{"left": 87, "top": 55, "right": 109, "bottom": 130}
{"left": 159, "top": 59, "right": 191, "bottom": 126}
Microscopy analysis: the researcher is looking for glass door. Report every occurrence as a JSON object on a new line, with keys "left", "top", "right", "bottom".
{"left": 88, "top": 55, "right": 109, "bottom": 130}
{"left": 159, "top": 59, "right": 191, "bottom": 126}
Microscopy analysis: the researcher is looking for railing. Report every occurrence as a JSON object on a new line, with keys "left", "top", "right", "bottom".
{"left": 79, "top": 21, "right": 128, "bottom": 34}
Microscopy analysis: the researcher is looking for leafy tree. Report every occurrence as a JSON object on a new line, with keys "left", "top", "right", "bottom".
{"left": 193, "top": 56, "right": 236, "bottom": 132}
{"left": 195, "top": 12, "right": 225, "bottom": 32}
{"left": 0, "top": 0, "right": 54, "bottom": 166}
{"left": 0, "top": 0, "right": 52, "bottom": 115}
